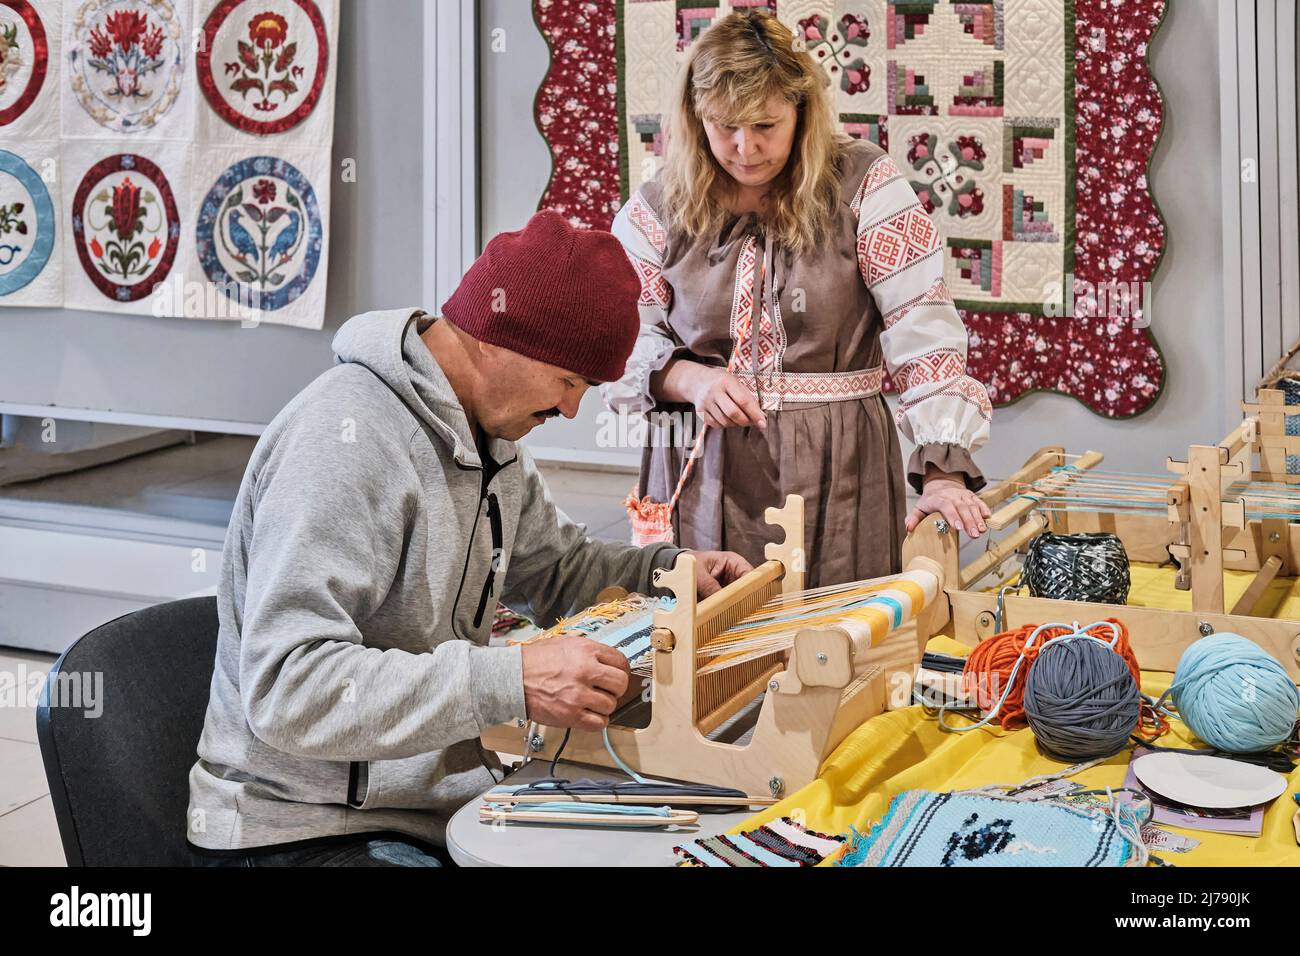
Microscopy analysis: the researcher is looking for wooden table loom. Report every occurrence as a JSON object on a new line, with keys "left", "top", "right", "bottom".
{"left": 480, "top": 495, "right": 949, "bottom": 799}
{"left": 907, "top": 385, "right": 1300, "bottom": 685}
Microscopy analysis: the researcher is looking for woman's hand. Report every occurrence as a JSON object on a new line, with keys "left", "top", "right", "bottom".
{"left": 651, "top": 359, "right": 766, "bottom": 429}
{"left": 682, "top": 364, "right": 767, "bottom": 430}
{"left": 905, "top": 473, "right": 991, "bottom": 539}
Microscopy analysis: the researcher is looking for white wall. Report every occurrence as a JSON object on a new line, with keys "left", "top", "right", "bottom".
{"left": 479, "top": 0, "right": 1231, "bottom": 476}
{"left": 478, "top": 0, "right": 615, "bottom": 463}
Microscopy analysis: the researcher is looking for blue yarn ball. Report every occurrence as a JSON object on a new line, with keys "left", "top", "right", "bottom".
{"left": 1169, "top": 634, "right": 1300, "bottom": 754}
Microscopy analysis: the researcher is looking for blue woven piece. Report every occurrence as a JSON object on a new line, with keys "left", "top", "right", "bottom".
{"left": 836, "top": 790, "right": 1138, "bottom": 867}
{"left": 554, "top": 596, "right": 675, "bottom": 665}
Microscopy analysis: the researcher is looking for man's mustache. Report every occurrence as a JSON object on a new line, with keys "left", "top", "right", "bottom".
{"left": 536, "top": 408, "right": 561, "bottom": 419}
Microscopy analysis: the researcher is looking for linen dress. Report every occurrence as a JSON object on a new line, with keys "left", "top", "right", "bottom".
{"left": 602, "top": 139, "right": 992, "bottom": 588}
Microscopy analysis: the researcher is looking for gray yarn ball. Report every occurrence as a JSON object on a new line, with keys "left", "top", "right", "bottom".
{"left": 1024, "top": 637, "right": 1141, "bottom": 761}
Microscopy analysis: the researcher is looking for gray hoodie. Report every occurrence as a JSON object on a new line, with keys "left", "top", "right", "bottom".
{"left": 187, "top": 308, "right": 678, "bottom": 851}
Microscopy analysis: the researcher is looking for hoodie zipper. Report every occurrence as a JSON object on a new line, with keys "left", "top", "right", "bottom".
{"left": 347, "top": 760, "right": 365, "bottom": 807}
{"left": 450, "top": 449, "right": 515, "bottom": 641}
{"left": 473, "top": 492, "right": 503, "bottom": 629}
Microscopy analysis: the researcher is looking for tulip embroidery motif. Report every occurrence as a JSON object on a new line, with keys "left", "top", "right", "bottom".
{"left": 84, "top": 176, "right": 163, "bottom": 280}
{"left": 71, "top": 153, "right": 179, "bottom": 302}
{"left": 197, "top": 0, "right": 327, "bottom": 135}
{"left": 197, "top": 0, "right": 328, "bottom": 135}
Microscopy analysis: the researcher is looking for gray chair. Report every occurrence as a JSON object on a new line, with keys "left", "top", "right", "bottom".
{"left": 36, "top": 597, "right": 218, "bottom": 866}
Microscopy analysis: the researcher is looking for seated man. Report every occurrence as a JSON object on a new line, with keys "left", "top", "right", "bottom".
{"left": 187, "top": 211, "right": 751, "bottom": 867}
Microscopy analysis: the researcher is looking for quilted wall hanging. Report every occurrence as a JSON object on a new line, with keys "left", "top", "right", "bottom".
{"left": 0, "top": 0, "right": 336, "bottom": 329}
{"left": 533, "top": 0, "right": 1167, "bottom": 418}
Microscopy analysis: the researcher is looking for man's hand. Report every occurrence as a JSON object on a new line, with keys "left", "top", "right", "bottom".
{"left": 905, "top": 474, "right": 991, "bottom": 539}
{"left": 689, "top": 550, "right": 753, "bottom": 597}
{"left": 521, "top": 636, "right": 630, "bottom": 731}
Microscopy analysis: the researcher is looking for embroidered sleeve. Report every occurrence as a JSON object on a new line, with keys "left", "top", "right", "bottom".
{"left": 854, "top": 154, "right": 992, "bottom": 461}
{"left": 600, "top": 191, "right": 678, "bottom": 416}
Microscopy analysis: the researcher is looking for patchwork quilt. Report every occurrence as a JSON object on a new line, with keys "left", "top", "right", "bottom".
{"left": 533, "top": 0, "right": 1168, "bottom": 417}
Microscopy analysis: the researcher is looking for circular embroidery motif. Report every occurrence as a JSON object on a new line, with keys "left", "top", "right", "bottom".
{"left": 195, "top": 156, "right": 322, "bottom": 311}
{"left": 67, "top": 0, "right": 185, "bottom": 132}
{"left": 197, "top": 0, "right": 328, "bottom": 135}
{"left": 72, "top": 154, "right": 180, "bottom": 302}
{"left": 0, "top": 0, "right": 49, "bottom": 127}
{"left": 0, "top": 149, "right": 55, "bottom": 295}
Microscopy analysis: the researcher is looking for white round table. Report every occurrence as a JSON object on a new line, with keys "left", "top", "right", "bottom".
{"left": 445, "top": 759, "right": 759, "bottom": 867}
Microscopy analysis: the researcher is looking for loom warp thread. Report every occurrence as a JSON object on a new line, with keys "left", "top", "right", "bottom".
{"left": 1160, "top": 634, "right": 1300, "bottom": 754}
{"left": 1020, "top": 532, "right": 1131, "bottom": 605}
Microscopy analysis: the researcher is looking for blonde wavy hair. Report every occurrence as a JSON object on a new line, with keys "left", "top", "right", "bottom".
{"left": 660, "top": 10, "right": 849, "bottom": 257}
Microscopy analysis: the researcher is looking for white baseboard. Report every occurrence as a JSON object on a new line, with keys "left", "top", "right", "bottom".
{"left": 0, "top": 402, "right": 266, "bottom": 436}
{"left": 0, "top": 525, "right": 222, "bottom": 601}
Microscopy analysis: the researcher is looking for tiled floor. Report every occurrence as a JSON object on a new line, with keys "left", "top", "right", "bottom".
{"left": 0, "top": 648, "right": 63, "bottom": 866}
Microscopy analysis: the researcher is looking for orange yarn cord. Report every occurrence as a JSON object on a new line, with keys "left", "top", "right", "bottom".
{"left": 961, "top": 618, "right": 1142, "bottom": 730}
{"left": 1137, "top": 697, "right": 1171, "bottom": 740}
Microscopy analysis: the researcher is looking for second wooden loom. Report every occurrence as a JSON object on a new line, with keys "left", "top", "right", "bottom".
{"left": 913, "top": 385, "right": 1300, "bottom": 684}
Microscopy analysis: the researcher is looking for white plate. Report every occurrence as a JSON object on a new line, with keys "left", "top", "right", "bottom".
{"left": 1132, "top": 752, "right": 1287, "bottom": 809}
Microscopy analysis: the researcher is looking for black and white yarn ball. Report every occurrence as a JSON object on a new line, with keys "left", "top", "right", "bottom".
{"left": 1020, "top": 532, "right": 1131, "bottom": 605}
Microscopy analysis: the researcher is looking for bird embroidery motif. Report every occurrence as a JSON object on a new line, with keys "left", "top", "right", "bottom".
{"left": 269, "top": 210, "right": 299, "bottom": 265}
{"left": 220, "top": 180, "right": 305, "bottom": 287}
{"left": 226, "top": 209, "right": 258, "bottom": 262}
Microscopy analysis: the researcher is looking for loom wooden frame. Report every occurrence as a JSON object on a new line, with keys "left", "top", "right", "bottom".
{"left": 480, "top": 495, "right": 947, "bottom": 799}
{"left": 911, "top": 386, "right": 1300, "bottom": 684}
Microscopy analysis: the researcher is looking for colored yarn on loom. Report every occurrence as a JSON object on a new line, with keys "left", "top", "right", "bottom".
{"left": 952, "top": 620, "right": 1144, "bottom": 760}
{"left": 1158, "top": 634, "right": 1300, "bottom": 754}
{"left": 694, "top": 568, "right": 940, "bottom": 674}
{"left": 511, "top": 571, "right": 940, "bottom": 680}
{"left": 1019, "top": 531, "right": 1130, "bottom": 605}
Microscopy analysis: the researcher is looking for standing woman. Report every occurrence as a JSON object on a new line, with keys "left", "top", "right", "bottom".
{"left": 604, "top": 10, "right": 992, "bottom": 588}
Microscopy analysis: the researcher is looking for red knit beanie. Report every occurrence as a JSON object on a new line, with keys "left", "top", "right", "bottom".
{"left": 441, "top": 210, "right": 642, "bottom": 383}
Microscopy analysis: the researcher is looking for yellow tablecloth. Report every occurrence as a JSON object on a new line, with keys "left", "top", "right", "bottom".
{"left": 1124, "top": 558, "right": 1300, "bottom": 618}
{"left": 733, "top": 563, "right": 1300, "bottom": 866}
